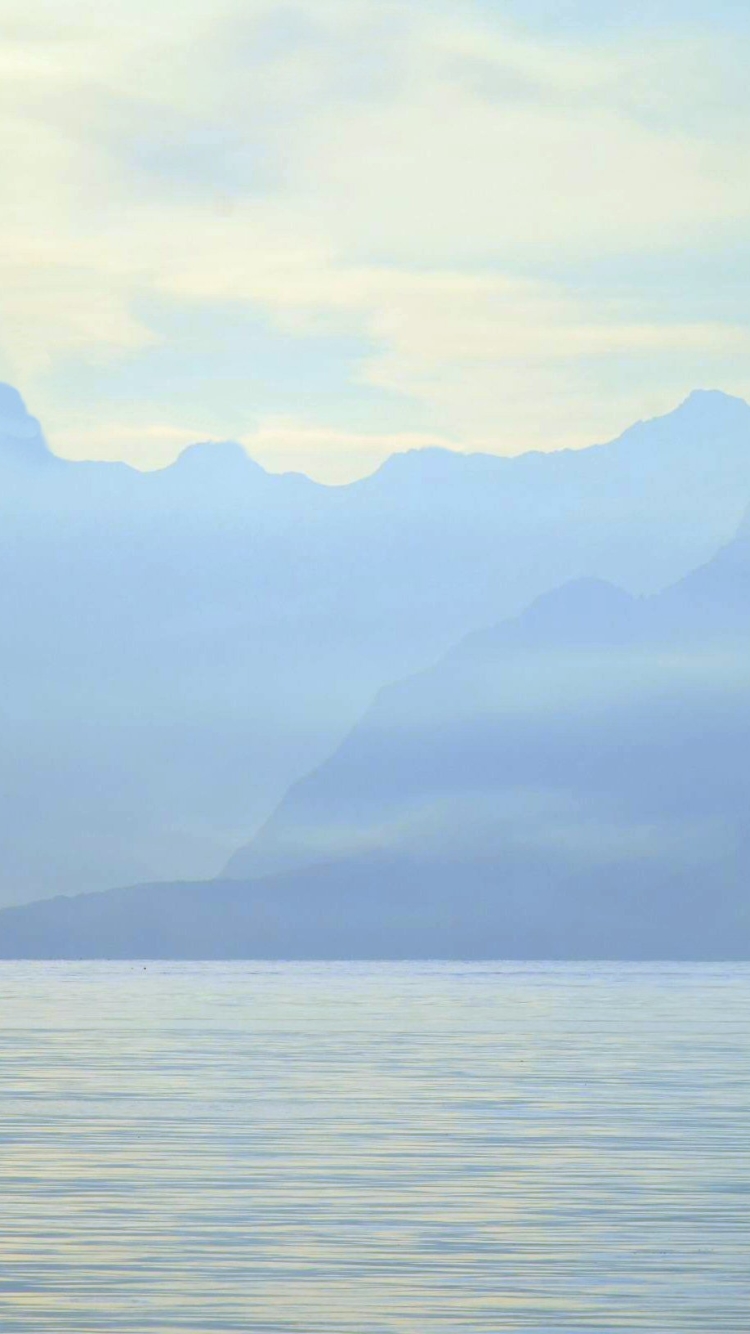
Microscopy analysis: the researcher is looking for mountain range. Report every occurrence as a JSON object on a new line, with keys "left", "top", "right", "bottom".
{"left": 3, "top": 383, "right": 750, "bottom": 909}
{"left": 1, "top": 490, "right": 748, "bottom": 958}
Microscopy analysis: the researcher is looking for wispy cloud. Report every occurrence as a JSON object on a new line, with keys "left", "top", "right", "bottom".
{"left": 1, "top": 0, "right": 748, "bottom": 477}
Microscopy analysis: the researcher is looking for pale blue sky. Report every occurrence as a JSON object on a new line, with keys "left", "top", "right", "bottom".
{"left": 490, "top": 0, "right": 750, "bottom": 32}
{"left": 1, "top": 0, "right": 748, "bottom": 479}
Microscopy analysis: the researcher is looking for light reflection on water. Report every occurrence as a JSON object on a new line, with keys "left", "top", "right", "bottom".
{"left": 0, "top": 961, "right": 748, "bottom": 1332}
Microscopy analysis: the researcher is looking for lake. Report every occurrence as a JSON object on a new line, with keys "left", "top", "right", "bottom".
{"left": 1, "top": 961, "right": 748, "bottom": 1331}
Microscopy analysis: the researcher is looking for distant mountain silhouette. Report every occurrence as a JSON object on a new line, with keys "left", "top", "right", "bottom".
{"left": 2, "top": 384, "right": 750, "bottom": 905}
{"left": 227, "top": 520, "right": 750, "bottom": 885}
{"left": 2, "top": 519, "right": 748, "bottom": 959}
{"left": 0, "top": 384, "right": 51, "bottom": 467}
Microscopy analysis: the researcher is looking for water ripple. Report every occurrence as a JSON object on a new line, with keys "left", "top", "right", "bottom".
{"left": 0, "top": 961, "right": 748, "bottom": 1331}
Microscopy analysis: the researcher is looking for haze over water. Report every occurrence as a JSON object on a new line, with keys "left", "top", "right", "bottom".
{"left": 1, "top": 961, "right": 748, "bottom": 1332}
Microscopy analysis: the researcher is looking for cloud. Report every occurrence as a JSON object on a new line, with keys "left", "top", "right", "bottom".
{"left": 1, "top": 0, "right": 749, "bottom": 475}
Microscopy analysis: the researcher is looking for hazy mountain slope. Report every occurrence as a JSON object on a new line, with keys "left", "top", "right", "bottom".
{"left": 227, "top": 521, "right": 750, "bottom": 890}
{"left": 3, "top": 384, "right": 750, "bottom": 905}
{"left": 2, "top": 522, "right": 749, "bottom": 959}
{"left": 0, "top": 846, "right": 747, "bottom": 960}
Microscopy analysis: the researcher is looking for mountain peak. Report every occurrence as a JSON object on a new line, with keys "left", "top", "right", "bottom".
{"left": 0, "top": 383, "right": 29, "bottom": 420}
{"left": 516, "top": 577, "right": 635, "bottom": 642}
{"left": 168, "top": 437, "right": 269, "bottom": 485}
{"left": 674, "top": 388, "right": 750, "bottom": 420}
{"left": 172, "top": 439, "right": 267, "bottom": 474}
{"left": 0, "top": 382, "right": 51, "bottom": 464}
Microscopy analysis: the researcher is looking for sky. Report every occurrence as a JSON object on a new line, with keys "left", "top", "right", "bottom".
{"left": 1, "top": 0, "right": 750, "bottom": 481}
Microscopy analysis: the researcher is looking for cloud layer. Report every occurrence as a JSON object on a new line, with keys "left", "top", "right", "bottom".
{"left": 1, "top": 0, "right": 749, "bottom": 478}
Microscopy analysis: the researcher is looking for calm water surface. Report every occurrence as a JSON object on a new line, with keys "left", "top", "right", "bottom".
{"left": 0, "top": 961, "right": 748, "bottom": 1332}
